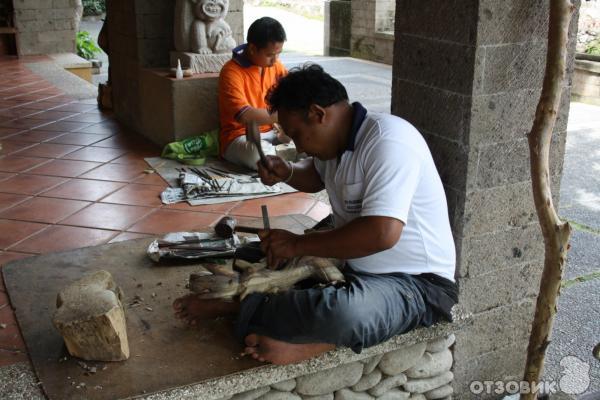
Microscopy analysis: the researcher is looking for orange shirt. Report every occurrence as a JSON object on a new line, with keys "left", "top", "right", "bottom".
{"left": 218, "top": 49, "right": 287, "bottom": 155}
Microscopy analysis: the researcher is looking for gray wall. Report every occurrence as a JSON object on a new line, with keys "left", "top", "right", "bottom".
{"left": 13, "top": 0, "right": 83, "bottom": 55}
{"left": 391, "top": 1, "right": 579, "bottom": 398}
{"left": 107, "top": 0, "right": 243, "bottom": 137}
{"left": 350, "top": 0, "right": 394, "bottom": 64}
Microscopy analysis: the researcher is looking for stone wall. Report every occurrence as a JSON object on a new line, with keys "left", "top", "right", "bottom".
{"left": 573, "top": 58, "right": 600, "bottom": 104}
{"left": 107, "top": 0, "right": 243, "bottom": 141}
{"left": 223, "top": 334, "right": 455, "bottom": 400}
{"left": 349, "top": 0, "right": 394, "bottom": 64}
{"left": 12, "top": 0, "right": 83, "bottom": 55}
{"left": 391, "top": 1, "right": 579, "bottom": 398}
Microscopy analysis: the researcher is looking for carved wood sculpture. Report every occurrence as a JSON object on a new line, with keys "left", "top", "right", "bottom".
{"left": 522, "top": 1, "right": 574, "bottom": 399}
{"left": 53, "top": 270, "right": 130, "bottom": 362}
{"left": 189, "top": 256, "right": 345, "bottom": 301}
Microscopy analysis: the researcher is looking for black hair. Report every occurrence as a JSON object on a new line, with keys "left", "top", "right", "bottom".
{"left": 247, "top": 17, "right": 287, "bottom": 49}
{"left": 267, "top": 63, "right": 349, "bottom": 115}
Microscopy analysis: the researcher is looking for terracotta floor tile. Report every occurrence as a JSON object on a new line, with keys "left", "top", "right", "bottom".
{"left": 229, "top": 194, "right": 316, "bottom": 218}
{"left": 13, "top": 142, "right": 82, "bottom": 158}
{"left": 36, "top": 120, "right": 91, "bottom": 132}
{"left": 60, "top": 203, "right": 155, "bottom": 230}
{"left": 100, "top": 183, "right": 164, "bottom": 207}
{"left": 0, "top": 193, "right": 30, "bottom": 211}
{"left": 0, "top": 108, "right": 38, "bottom": 119}
{"left": 0, "top": 117, "right": 49, "bottom": 130}
{"left": 0, "top": 174, "right": 67, "bottom": 195}
{"left": 0, "top": 219, "right": 48, "bottom": 249}
{"left": 63, "top": 113, "right": 109, "bottom": 123}
{"left": 127, "top": 209, "right": 221, "bottom": 234}
{"left": 306, "top": 201, "right": 332, "bottom": 222}
{"left": 164, "top": 200, "right": 239, "bottom": 214}
{"left": 75, "top": 123, "right": 122, "bottom": 135}
{"left": 133, "top": 172, "right": 168, "bottom": 186}
{"left": 40, "top": 179, "right": 126, "bottom": 201}
{"left": 0, "top": 323, "right": 26, "bottom": 352}
{"left": 52, "top": 103, "right": 97, "bottom": 113}
{"left": 10, "top": 225, "right": 116, "bottom": 254}
{"left": 0, "top": 139, "right": 35, "bottom": 155}
{"left": 26, "top": 159, "right": 101, "bottom": 177}
{"left": 0, "top": 156, "right": 49, "bottom": 172}
{"left": 0, "top": 172, "right": 15, "bottom": 181}
{"left": 0, "top": 348, "right": 28, "bottom": 367}
{"left": 17, "top": 100, "right": 61, "bottom": 110}
{"left": 61, "top": 146, "right": 128, "bottom": 162}
{"left": 108, "top": 232, "right": 153, "bottom": 243}
{"left": 0, "top": 251, "right": 34, "bottom": 268}
{"left": 25, "top": 110, "right": 78, "bottom": 121}
{"left": 78, "top": 162, "right": 146, "bottom": 182}
{"left": 8, "top": 129, "right": 65, "bottom": 143}
{"left": 0, "top": 127, "right": 21, "bottom": 139}
{"left": 92, "top": 135, "right": 144, "bottom": 149}
{"left": 0, "top": 197, "right": 90, "bottom": 223}
{"left": 110, "top": 154, "right": 157, "bottom": 166}
{"left": 48, "top": 132, "right": 111, "bottom": 146}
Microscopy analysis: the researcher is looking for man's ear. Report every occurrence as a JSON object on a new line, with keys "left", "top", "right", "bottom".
{"left": 309, "top": 104, "right": 326, "bottom": 124}
{"left": 247, "top": 43, "right": 257, "bottom": 55}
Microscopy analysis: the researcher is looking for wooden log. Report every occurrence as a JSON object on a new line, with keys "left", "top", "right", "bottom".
{"left": 522, "top": 1, "right": 574, "bottom": 398}
{"left": 189, "top": 256, "right": 345, "bottom": 301}
{"left": 53, "top": 270, "right": 129, "bottom": 361}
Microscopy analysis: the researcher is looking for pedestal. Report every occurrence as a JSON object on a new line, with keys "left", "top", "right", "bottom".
{"left": 170, "top": 51, "right": 231, "bottom": 73}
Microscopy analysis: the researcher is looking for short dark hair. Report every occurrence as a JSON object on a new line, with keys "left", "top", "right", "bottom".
{"left": 247, "top": 17, "right": 286, "bottom": 49}
{"left": 267, "top": 64, "right": 349, "bottom": 115}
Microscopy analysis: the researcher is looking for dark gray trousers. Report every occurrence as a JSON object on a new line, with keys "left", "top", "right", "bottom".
{"left": 235, "top": 269, "right": 453, "bottom": 353}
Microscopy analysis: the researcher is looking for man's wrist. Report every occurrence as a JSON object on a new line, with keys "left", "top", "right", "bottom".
{"left": 283, "top": 161, "right": 294, "bottom": 183}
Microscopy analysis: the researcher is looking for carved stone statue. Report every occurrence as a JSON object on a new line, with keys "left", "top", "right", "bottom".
{"left": 172, "top": 0, "right": 237, "bottom": 73}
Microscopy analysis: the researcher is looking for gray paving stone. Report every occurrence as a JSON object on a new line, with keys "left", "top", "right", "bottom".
{"left": 544, "top": 279, "right": 600, "bottom": 396}
{"left": 563, "top": 229, "right": 600, "bottom": 281}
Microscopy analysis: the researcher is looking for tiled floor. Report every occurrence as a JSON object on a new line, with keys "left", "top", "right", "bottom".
{"left": 0, "top": 56, "right": 331, "bottom": 367}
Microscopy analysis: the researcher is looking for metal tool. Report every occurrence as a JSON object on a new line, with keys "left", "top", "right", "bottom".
{"left": 246, "top": 120, "right": 268, "bottom": 167}
{"left": 261, "top": 205, "right": 270, "bottom": 232}
{"left": 214, "top": 216, "right": 262, "bottom": 238}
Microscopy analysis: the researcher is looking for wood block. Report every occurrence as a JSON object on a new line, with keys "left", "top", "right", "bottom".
{"left": 52, "top": 270, "right": 129, "bottom": 361}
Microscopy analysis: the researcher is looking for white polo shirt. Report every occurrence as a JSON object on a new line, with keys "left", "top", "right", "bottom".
{"left": 313, "top": 103, "right": 456, "bottom": 281}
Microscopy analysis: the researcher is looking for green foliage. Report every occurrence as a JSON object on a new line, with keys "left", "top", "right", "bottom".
{"left": 585, "top": 39, "right": 600, "bottom": 56}
{"left": 82, "top": 0, "right": 106, "bottom": 16}
{"left": 76, "top": 31, "right": 101, "bottom": 60}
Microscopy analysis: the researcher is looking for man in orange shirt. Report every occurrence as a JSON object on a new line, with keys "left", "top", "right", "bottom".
{"left": 218, "top": 17, "right": 289, "bottom": 170}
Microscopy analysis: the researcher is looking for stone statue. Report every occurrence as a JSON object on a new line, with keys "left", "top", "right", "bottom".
{"left": 173, "top": 0, "right": 237, "bottom": 73}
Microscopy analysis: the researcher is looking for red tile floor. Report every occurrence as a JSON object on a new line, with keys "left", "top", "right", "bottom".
{"left": 0, "top": 56, "right": 331, "bottom": 367}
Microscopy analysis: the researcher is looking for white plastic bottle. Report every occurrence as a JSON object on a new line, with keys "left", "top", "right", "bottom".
{"left": 176, "top": 59, "right": 183, "bottom": 80}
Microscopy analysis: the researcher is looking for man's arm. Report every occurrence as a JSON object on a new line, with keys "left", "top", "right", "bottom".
{"left": 237, "top": 107, "right": 276, "bottom": 126}
{"left": 257, "top": 156, "right": 324, "bottom": 193}
{"left": 260, "top": 216, "right": 404, "bottom": 267}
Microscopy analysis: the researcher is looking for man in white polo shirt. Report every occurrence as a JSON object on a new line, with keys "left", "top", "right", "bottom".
{"left": 174, "top": 64, "right": 458, "bottom": 366}
{"left": 231, "top": 64, "right": 458, "bottom": 365}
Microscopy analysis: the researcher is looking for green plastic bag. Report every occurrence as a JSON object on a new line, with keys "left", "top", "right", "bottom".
{"left": 161, "top": 130, "right": 220, "bottom": 165}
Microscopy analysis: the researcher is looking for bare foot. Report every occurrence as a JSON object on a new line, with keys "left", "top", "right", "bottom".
{"left": 173, "top": 294, "right": 239, "bottom": 325}
{"left": 243, "top": 333, "right": 335, "bottom": 365}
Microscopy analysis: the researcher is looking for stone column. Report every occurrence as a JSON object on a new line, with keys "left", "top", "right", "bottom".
{"left": 13, "top": 0, "right": 82, "bottom": 55}
{"left": 391, "top": 1, "right": 579, "bottom": 398}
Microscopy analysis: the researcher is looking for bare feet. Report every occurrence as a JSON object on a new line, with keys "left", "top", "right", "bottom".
{"left": 173, "top": 294, "right": 239, "bottom": 325}
{"left": 243, "top": 333, "right": 335, "bottom": 365}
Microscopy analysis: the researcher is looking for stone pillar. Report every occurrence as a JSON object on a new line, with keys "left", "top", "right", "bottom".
{"left": 391, "top": 1, "right": 579, "bottom": 398}
{"left": 350, "top": 0, "right": 394, "bottom": 64}
{"left": 324, "top": 0, "right": 352, "bottom": 56}
{"left": 13, "top": 0, "right": 82, "bottom": 55}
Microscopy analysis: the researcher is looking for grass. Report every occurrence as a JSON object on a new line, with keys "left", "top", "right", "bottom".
{"left": 562, "top": 218, "right": 600, "bottom": 235}
{"left": 562, "top": 270, "right": 600, "bottom": 289}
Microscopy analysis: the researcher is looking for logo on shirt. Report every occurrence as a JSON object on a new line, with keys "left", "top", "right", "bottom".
{"left": 344, "top": 199, "right": 362, "bottom": 213}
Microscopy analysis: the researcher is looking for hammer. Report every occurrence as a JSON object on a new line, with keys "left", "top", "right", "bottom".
{"left": 214, "top": 216, "right": 262, "bottom": 238}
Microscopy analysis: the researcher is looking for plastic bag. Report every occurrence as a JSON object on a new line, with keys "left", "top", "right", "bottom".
{"left": 161, "top": 130, "right": 219, "bottom": 165}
